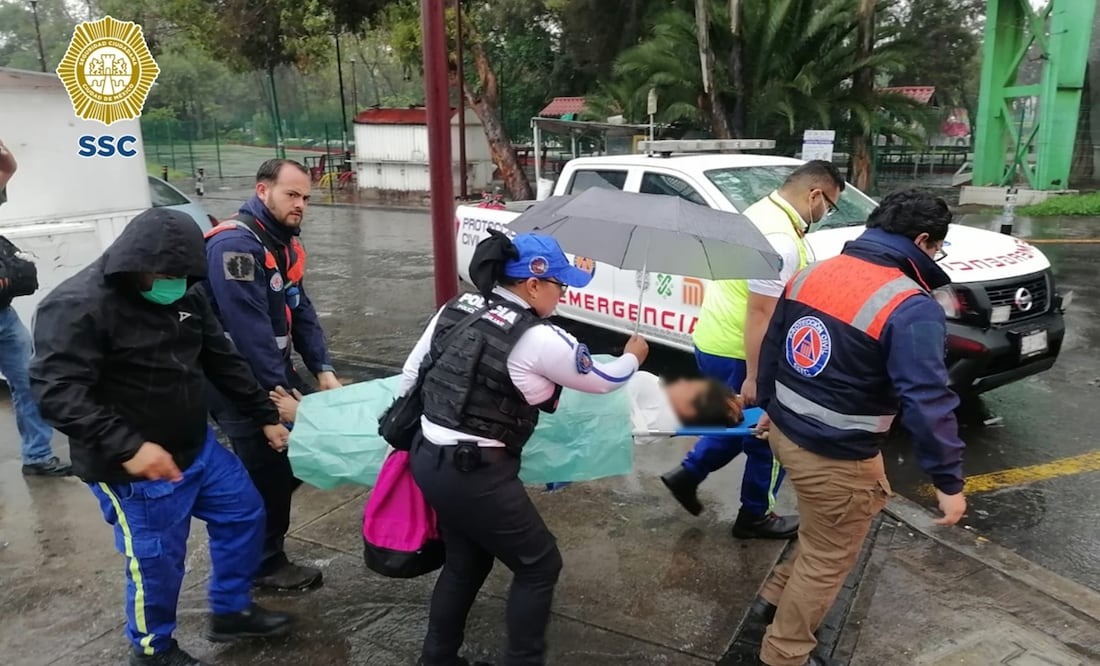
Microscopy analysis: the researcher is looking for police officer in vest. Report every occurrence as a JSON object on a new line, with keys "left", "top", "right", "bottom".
{"left": 753, "top": 190, "right": 967, "bottom": 666}
{"left": 661, "top": 161, "right": 844, "bottom": 539}
{"left": 204, "top": 159, "right": 340, "bottom": 592}
{"left": 405, "top": 231, "right": 649, "bottom": 666}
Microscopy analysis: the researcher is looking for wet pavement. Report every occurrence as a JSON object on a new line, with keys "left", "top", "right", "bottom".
{"left": 2, "top": 198, "right": 1100, "bottom": 664}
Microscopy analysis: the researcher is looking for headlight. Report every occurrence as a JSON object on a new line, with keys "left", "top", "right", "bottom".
{"left": 932, "top": 286, "right": 961, "bottom": 320}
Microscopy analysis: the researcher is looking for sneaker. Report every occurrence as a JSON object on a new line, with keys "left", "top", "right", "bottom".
{"left": 660, "top": 465, "right": 704, "bottom": 516}
{"left": 254, "top": 560, "right": 323, "bottom": 592}
{"left": 731, "top": 510, "right": 799, "bottom": 540}
{"left": 129, "top": 640, "right": 208, "bottom": 666}
{"left": 22, "top": 457, "right": 72, "bottom": 477}
{"left": 207, "top": 603, "right": 294, "bottom": 643}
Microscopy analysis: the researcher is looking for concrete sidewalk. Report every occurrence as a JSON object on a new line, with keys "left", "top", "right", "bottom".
{"left": 4, "top": 392, "right": 1100, "bottom": 664}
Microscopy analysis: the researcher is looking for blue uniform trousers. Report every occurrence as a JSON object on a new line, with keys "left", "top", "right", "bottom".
{"left": 682, "top": 348, "right": 786, "bottom": 517}
{"left": 88, "top": 428, "right": 265, "bottom": 656}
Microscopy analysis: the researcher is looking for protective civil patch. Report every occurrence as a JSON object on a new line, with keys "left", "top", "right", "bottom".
{"left": 785, "top": 316, "right": 831, "bottom": 377}
{"left": 269, "top": 272, "right": 284, "bottom": 292}
{"left": 575, "top": 343, "right": 594, "bottom": 374}
{"left": 223, "top": 252, "right": 255, "bottom": 281}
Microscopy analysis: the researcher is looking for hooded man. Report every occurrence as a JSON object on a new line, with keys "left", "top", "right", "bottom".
{"left": 203, "top": 158, "right": 338, "bottom": 592}
{"left": 29, "top": 208, "right": 294, "bottom": 666}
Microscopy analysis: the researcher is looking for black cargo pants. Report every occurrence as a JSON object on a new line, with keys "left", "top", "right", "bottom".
{"left": 410, "top": 434, "right": 564, "bottom": 666}
{"left": 207, "top": 369, "right": 313, "bottom": 576}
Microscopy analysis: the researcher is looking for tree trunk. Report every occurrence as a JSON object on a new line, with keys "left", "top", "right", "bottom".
{"left": 728, "top": 0, "right": 746, "bottom": 138}
{"left": 849, "top": 0, "right": 876, "bottom": 191}
{"left": 696, "top": 0, "right": 733, "bottom": 139}
{"left": 458, "top": 18, "right": 532, "bottom": 200}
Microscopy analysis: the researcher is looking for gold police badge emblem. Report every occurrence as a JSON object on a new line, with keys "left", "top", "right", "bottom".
{"left": 55, "top": 16, "right": 160, "bottom": 125}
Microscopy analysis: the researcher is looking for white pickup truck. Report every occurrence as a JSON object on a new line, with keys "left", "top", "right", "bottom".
{"left": 454, "top": 151, "right": 1066, "bottom": 397}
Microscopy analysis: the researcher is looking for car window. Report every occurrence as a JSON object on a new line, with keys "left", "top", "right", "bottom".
{"left": 639, "top": 172, "right": 707, "bottom": 205}
{"left": 704, "top": 166, "right": 878, "bottom": 231}
{"left": 148, "top": 176, "right": 191, "bottom": 207}
{"left": 566, "top": 169, "right": 627, "bottom": 194}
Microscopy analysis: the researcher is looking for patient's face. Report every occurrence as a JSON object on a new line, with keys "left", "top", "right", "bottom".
{"left": 666, "top": 378, "right": 708, "bottom": 423}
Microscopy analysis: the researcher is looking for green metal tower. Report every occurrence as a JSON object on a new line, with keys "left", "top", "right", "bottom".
{"left": 973, "top": 0, "right": 1097, "bottom": 189}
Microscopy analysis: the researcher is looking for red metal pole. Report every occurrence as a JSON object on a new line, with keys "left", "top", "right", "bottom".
{"left": 422, "top": 0, "right": 459, "bottom": 306}
{"left": 455, "top": 0, "right": 469, "bottom": 199}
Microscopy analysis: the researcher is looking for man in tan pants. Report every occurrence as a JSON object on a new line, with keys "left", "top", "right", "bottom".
{"left": 753, "top": 190, "right": 968, "bottom": 666}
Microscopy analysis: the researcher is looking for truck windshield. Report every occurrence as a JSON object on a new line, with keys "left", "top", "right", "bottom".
{"left": 704, "top": 166, "right": 878, "bottom": 231}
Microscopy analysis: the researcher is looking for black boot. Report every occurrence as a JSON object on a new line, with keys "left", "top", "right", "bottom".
{"left": 254, "top": 559, "right": 323, "bottom": 592}
{"left": 22, "top": 456, "right": 72, "bottom": 477}
{"left": 660, "top": 466, "right": 703, "bottom": 516}
{"left": 207, "top": 603, "right": 294, "bottom": 643}
{"left": 805, "top": 655, "right": 842, "bottom": 666}
{"left": 731, "top": 510, "right": 799, "bottom": 540}
{"left": 128, "top": 640, "right": 208, "bottom": 666}
{"left": 748, "top": 596, "right": 778, "bottom": 625}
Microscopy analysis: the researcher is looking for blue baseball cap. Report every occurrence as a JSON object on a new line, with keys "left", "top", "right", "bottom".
{"left": 502, "top": 233, "right": 594, "bottom": 288}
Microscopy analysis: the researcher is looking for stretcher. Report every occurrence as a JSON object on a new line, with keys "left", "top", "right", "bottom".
{"left": 631, "top": 406, "right": 766, "bottom": 439}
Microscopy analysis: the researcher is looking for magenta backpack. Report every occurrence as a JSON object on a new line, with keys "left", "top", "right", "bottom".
{"left": 362, "top": 450, "right": 445, "bottom": 578}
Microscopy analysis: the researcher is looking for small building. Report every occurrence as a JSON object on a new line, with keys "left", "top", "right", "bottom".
{"left": 353, "top": 106, "right": 494, "bottom": 202}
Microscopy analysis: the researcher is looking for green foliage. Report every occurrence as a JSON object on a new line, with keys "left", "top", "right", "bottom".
{"left": 598, "top": 0, "right": 934, "bottom": 148}
{"left": 1018, "top": 192, "right": 1100, "bottom": 217}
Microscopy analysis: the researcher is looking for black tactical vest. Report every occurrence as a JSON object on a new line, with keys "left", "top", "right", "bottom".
{"left": 420, "top": 292, "right": 547, "bottom": 454}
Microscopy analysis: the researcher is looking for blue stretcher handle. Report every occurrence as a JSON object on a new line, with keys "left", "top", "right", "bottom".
{"left": 632, "top": 407, "right": 765, "bottom": 438}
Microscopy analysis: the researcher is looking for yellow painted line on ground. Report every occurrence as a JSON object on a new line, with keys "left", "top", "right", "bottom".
{"left": 918, "top": 450, "right": 1100, "bottom": 497}
{"left": 1026, "top": 238, "right": 1100, "bottom": 244}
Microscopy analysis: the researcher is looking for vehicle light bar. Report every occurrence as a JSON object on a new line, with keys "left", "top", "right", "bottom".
{"left": 638, "top": 139, "right": 776, "bottom": 153}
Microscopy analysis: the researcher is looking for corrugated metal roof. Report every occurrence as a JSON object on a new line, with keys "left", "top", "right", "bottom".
{"left": 539, "top": 97, "right": 588, "bottom": 117}
{"left": 879, "top": 86, "right": 937, "bottom": 105}
{"left": 354, "top": 107, "right": 457, "bottom": 125}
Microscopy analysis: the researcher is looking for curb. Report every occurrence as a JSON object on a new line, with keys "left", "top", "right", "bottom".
{"left": 883, "top": 494, "right": 1100, "bottom": 624}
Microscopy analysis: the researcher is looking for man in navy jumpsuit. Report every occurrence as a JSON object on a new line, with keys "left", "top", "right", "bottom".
{"left": 204, "top": 158, "right": 340, "bottom": 592}
{"left": 29, "top": 208, "right": 295, "bottom": 666}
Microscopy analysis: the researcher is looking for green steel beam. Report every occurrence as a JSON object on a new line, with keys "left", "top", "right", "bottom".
{"left": 972, "top": 0, "right": 1096, "bottom": 190}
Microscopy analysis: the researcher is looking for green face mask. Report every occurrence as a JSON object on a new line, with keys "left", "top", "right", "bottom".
{"left": 141, "top": 278, "right": 188, "bottom": 305}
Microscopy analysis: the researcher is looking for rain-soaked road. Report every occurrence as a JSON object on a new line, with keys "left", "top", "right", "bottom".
{"left": 219, "top": 202, "right": 1098, "bottom": 594}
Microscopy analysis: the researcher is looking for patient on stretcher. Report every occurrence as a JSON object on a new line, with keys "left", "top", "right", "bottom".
{"left": 270, "top": 371, "right": 742, "bottom": 447}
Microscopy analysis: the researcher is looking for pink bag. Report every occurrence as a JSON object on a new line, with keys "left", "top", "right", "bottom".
{"left": 361, "top": 450, "right": 445, "bottom": 578}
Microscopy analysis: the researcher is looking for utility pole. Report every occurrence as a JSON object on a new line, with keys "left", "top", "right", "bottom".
{"left": 455, "top": 0, "right": 468, "bottom": 199}
{"left": 349, "top": 57, "right": 359, "bottom": 117}
{"left": 422, "top": 0, "right": 458, "bottom": 305}
{"left": 29, "top": 1, "right": 47, "bottom": 73}
{"left": 334, "top": 31, "right": 350, "bottom": 170}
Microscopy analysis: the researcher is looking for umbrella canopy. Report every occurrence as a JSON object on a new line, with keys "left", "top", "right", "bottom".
{"left": 508, "top": 188, "right": 783, "bottom": 280}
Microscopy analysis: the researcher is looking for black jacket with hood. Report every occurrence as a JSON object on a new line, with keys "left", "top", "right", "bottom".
{"left": 29, "top": 208, "right": 280, "bottom": 483}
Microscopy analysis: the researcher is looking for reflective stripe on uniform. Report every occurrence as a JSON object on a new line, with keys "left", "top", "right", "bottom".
{"left": 774, "top": 381, "right": 895, "bottom": 433}
{"left": 785, "top": 267, "right": 814, "bottom": 301}
{"left": 98, "top": 482, "right": 156, "bottom": 655}
{"left": 275, "top": 335, "right": 289, "bottom": 350}
{"left": 850, "top": 275, "right": 924, "bottom": 338}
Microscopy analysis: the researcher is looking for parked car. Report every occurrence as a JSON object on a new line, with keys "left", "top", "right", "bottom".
{"left": 148, "top": 174, "right": 217, "bottom": 230}
{"left": 455, "top": 146, "right": 1066, "bottom": 398}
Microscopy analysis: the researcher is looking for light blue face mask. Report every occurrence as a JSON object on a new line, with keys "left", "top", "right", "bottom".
{"left": 141, "top": 278, "right": 188, "bottom": 305}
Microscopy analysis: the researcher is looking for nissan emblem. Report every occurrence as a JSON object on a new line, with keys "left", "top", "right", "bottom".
{"left": 1014, "top": 287, "right": 1034, "bottom": 312}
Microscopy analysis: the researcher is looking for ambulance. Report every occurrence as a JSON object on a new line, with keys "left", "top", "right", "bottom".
{"left": 454, "top": 143, "right": 1067, "bottom": 397}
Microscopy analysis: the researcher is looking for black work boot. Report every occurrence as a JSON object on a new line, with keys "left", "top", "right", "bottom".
{"left": 254, "top": 559, "right": 323, "bottom": 592}
{"left": 660, "top": 465, "right": 704, "bottom": 516}
{"left": 207, "top": 603, "right": 294, "bottom": 643}
{"left": 129, "top": 640, "right": 208, "bottom": 666}
{"left": 22, "top": 457, "right": 72, "bottom": 477}
{"left": 748, "top": 596, "right": 778, "bottom": 625}
{"left": 805, "top": 655, "right": 842, "bottom": 666}
{"left": 416, "top": 659, "right": 494, "bottom": 666}
{"left": 731, "top": 510, "right": 799, "bottom": 540}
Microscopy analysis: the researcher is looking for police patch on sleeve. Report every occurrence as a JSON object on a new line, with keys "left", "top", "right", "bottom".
{"left": 785, "top": 316, "right": 831, "bottom": 377}
{"left": 222, "top": 252, "right": 255, "bottom": 281}
{"left": 575, "top": 343, "right": 594, "bottom": 374}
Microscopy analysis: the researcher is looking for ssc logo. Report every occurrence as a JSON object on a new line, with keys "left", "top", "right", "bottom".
{"left": 269, "top": 273, "right": 284, "bottom": 292}
{"left": 529, "top": 256, "right": 549, "bottom": 276}
{"left": 786, "top": 316, "right": 832, "bottom": 377}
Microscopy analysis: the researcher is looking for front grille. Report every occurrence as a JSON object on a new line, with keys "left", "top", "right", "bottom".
{"left": 984, "top": 274, "right": 1049, "bottom": 322}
